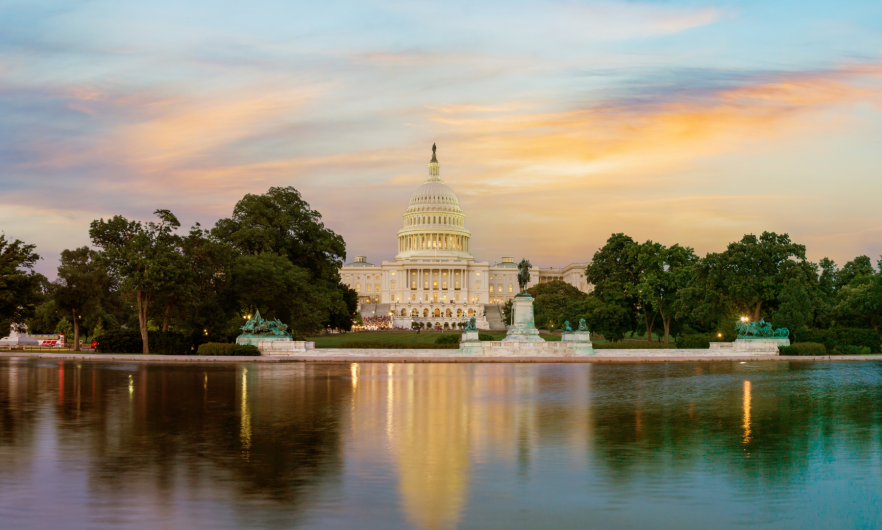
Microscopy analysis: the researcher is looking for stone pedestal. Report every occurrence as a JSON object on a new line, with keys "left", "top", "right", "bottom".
{"left": 501, "top": 293, "right": 544, "bottom": 343}
{"left": 561, "top": 330, "right": 594, "bottom": 355}
{"left": 236, "top": 335, "right": 291, "bottom": 347}
{"left": 459, "top": 329, "right": 483, "bottom": 355}
{"left": 257, "top": 339, "right": 316, "bottom": 356}
{"left": 709, "top": 338, "right": 787, "bottom": 354}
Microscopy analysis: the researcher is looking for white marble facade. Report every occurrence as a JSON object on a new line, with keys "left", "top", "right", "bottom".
{"left": 340, "top": 147, "right": 591, "bottom": 329}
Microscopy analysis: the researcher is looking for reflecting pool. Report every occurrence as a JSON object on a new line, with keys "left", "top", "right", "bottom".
{"left": 1, "top": 359, "right": 881, "bottom": 529}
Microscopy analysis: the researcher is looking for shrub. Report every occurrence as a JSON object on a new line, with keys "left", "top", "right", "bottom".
{"left": 478, "top": 333, "right": 494, "bottom": 341}
{"left": 789, "top": 342, "right": 827, "bottom": 356}
{"left": 798, "top": 329, "right": 881, "bottom": 353}
{"left": 335, "top": 342, "right": 459, "bottom": 349}
{"left": 197, "top": 343, "right": 238, "bottom": 356}
{"left": 831, "top": 345, "right": 872, "bottom": 355}
{"left": 676, "top": 334, "right": 713, "bottom": 349}
{"left": 779, "top": 346, "right": 797, "bottom": 356}
{"left": 234, "top": 344, "right": 261, "bottom": 356}
{"left": 435, "top": 334, "right": 461, "bottom": 345}
{"left": 95, "top": 330, "right": 196, "bottom": 355}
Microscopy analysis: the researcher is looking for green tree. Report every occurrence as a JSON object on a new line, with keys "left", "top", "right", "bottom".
{"left": 771, "top": 278, "right": 813, "bottom": 339}
{"left": 213, "top": 187, "right": 352, "bottom": 335}
{"left": 834, "top": 274, "right": 882, "bottom": 330}
{"left": 0, "top": 235, "right": 45, "bottom": 337}
{"left": 562, "top": 294, "right": 632, "bottom": 342}
{"left": 585, "top": 234, "right": 642, "bottom": 336}
{"left": 89, "top": 210, "right": 184, "bottom": 354}
{"left": 836, "top": 255, "right": 876, "bottom": 289}
{"left": 682, "top": 232, "right": 814, "bottom": 324}
{"left": 632, "top": 242, "right": 697, "bottom": 343}
{"left": 53, "top": 247, "right": 109, "bottom": 350}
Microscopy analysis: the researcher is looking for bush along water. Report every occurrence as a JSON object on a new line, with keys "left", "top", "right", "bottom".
{"left": 779, "top": 342, "right": 827, "bottom": 356}
{"left": 94, "top": 331, "right": 200, "bottom": 355}
{"left": 197, "top": 343, "right": 260, "bottom": 356}
{"left": 796, "top": 329, "right": 881, "bottom": 353}
{"left": 337, "top": 342, "right": 459, "bottom": 350}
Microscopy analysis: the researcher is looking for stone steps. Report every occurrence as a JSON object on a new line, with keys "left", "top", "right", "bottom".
{"left": 483, "top": 304, "right": 507, "bottom": 331}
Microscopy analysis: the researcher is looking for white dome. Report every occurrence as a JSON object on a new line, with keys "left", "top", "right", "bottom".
{"left": 407, "top": 180, "right": 462, "bottom": 212}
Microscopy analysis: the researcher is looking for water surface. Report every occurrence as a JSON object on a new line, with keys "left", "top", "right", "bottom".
{"left": 1, "top": 359, "right": 881, "bottom": 529}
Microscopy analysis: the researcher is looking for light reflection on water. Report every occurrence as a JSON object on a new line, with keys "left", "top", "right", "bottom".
{"left": 1, "top": 359, "right": 881, "bottom": 529}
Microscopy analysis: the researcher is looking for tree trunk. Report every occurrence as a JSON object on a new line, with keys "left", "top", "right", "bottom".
{"left": 136, "top": 290, "right": 150, "bottom": 354}
{"left": 753, "top": 301, "right": 763, "bottom": 321}
{"left": 162, "top": 302, "right": 172, "bottom": 332}
{"left": 643, "top": 307, "right": 657, "bottom": 341}
{"left": 663, "top": 317, "right": 671, "bottom": 344}
{"left": 72, "top": 308, "right": 80, "bottom": 352}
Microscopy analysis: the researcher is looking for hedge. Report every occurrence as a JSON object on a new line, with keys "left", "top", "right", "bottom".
{"left": 831, "top": 345, "right": 872, "bottom": 355}
{"left": 675, "top": 334, "right": 715, "bottom": 349}
{"left": 94, "top": 330, "right": 197, "bottom": 355}
{"left": 797, "top": 329, "right": 881, "bottom": 354}
{"left": 435, "top": 334, "right": 461, "bottom": 345}
{"left": 779, "top": 342, "right": 827, "bottom": 356}
{"left": 335, "top": 342, "right": 459, "bottom": 349}
{"left": 196, "top": 343, "right": 261, "bottom": 356}
{"left": 479, "top": 333, "right": 494, "bottom": 341}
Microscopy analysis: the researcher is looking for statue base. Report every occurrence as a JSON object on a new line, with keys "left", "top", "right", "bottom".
{"left": 501, "top": 293, "right": 544, "bottom": 343}
{"left": 256, "top": 339, "right": 316, "bottom": 356}
{"left": 709, "top": 338, "right": 787, "bottom": 353}
{"left": 236, "top": 335, "right": 294, "bottom": 347}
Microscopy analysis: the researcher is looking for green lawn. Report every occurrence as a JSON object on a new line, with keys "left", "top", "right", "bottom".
{"left": 308, "top": 331, "right": 564, "bottom": 348}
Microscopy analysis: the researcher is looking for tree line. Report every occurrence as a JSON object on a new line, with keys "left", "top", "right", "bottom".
{"left": 1, "top": 187, "right": 358, "bottom": 352}
{"left": 506, "top": 232, "right": 882, "bottom": 344}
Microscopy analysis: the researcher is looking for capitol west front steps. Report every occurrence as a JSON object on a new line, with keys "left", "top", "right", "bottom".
{"left": 484, "top": 304, "right": 507, "bottom": 331}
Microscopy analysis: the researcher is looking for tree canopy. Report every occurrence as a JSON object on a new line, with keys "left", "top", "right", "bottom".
{"left": 0, "top": 235, "right": 44, "bottom": 336}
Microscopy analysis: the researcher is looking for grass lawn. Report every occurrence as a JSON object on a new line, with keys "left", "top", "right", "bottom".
{"left": 308, "top": 331, "right": 565, "bottom": 348}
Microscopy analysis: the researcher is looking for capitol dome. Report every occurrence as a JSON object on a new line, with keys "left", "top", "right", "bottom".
{"left": 395, "top": 145, "right": 473, "bottom": 260}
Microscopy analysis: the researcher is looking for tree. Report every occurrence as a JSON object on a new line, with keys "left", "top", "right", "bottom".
{"left": 0, "top": 235, "right": 45, "bottom": 337}
{"left": 54, "top": 247, "right": 109, "bottom": 350}
{"left": 633, "top": 242, "right": 697, "bottom": 343}
{"left": 585, "top": 234, "right": 642, "bottom": 336}
{"left": 834, "top": 274, "right": 882, "bottom": 331}
{"left": 836, "top": 255, "right": 876, "bottom": 289}
{"left": 89, "top": 210, "right": 184, "bottom": 354}
{"left": 213, "top": 187, "right": 353, "bottom": 336}
{"left": 682, "top": 232, "right": 814, "bottom": 324}
{"left": 771, "top": 278, "right": 813, "bottom": 339}
{"left": 562, "top": 294, "right": 632, "bottom": 342}
{"left": 521, "top": 280, "right": 588, "bottom": 331}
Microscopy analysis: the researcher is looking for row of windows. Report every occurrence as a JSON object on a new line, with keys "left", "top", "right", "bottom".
{"left": 397, "top": 308, "right": 476, "bottom": 318}
{"left": 406, "top": 215, "right": 462, "bottom": 227}
{"left": 489, "top": 284, "right": 514, "bottom": 293}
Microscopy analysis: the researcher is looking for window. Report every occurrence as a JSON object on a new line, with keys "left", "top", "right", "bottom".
{"left": 455, "top": 293, "right": 460, "bottom": 301}
{"left": 424, "top": 281, "right": 429, "bottom": 289}
{"left": 490, "top": 285, "right": 494, "bottom": 293}
{"left": 401, "top": 309, "right": 407, "bottom": 316}
{"left": 391, "top": 280, "right": 395, "bottom": 289}
{"left": 446, "top": 309, "right": 452, "bottom": 317}
{"left": 455, "top": 281, "right": 460, "bottom": 289}
{"left": 425, "top": 294, "right": 429, "bottom": 301}
{"left": 412, "top": 309, "right": 418, "bottom": 316}
{"left": 391, "top": 271, "right": 395, "bottom": 276}
{"left": 367, "top": 284, "right": 371, "bottom": 292}
{"left": 442, "top": 295, "right": 447, "bottom": 301}
{"left": 375, "top": 283, "right": 380, "bottom": 292}
{"left": 434, "top": 308, "right": 440, "bottom": 317}
{"left": 411, "top": 294, "right": 416, "bottom": 301}
{"left": 476, "top": 295, "right": 480, "bottom": 302}
{"left": 490, "top": 275, "right": 494, "bottom": 280}
{"left": 423, "top": 309, "right": 429, "bottom": 317}
{"left": 477, "top": 281, "right": 481, "bottom": 289}
{"left": 457, "top": 309, "right": 462, "bottom": 317}
{"left": 442, "top": 281, "right": 447, "bottom": 289}
{"left": 346, "top": 275, "right": 350, "bottom": 280}
{"left": 433, "top": 294, "right": 438, "bottom": 302}
{"left": 412, "top": 281, "right": 416, "bottom": 289}
{"left": 468, "top": 309, "right": 474, "bottom": 317}
{"left": 509, "top": 284, "right": 513, "bottom": 293}
{"left": 433, "top": 281, "right": 438, "bottom": 289}
{"left": 356, "top": 283, "right": 361, "bottom": 291}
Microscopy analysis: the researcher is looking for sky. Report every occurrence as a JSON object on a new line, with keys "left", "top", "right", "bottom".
{"left": 2, "top": 0, "right": 882, "bottom": 278}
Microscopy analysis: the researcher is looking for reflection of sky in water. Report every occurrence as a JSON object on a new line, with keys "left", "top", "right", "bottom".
{"left": 0, "top": 359, "right": 880, "bottom": 529}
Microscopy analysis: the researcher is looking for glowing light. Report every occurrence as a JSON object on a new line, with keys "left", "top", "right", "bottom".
{"left": 128, "top": 374, "right": 133, "bottom": 397}
{"left": 741, "top": 316, "right": 749, "bottom": 322}
{"left": 241, "top": 367, "right": 251, "bottom": 458}
{"left": 351, "top": 363, "right": 359, "bottom": 389}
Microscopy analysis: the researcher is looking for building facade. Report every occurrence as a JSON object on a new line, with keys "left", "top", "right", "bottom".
{"left": 339, "top": 147, "right": 591, "bottom": 329}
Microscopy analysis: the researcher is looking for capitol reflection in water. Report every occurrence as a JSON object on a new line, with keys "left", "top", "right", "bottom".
{"left": 1, "top": 359, "right": 881, "bottom": 529}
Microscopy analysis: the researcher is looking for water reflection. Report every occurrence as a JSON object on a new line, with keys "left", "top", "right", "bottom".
{"left": 1, "top": 359, "right": 881, "bottom": 529}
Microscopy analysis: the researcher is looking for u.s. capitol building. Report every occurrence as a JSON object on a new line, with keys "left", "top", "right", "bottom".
{"left": 340, "top": 146, "right": 591, "bottom": 330}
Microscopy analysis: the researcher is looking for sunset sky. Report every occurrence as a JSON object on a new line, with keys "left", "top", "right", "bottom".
{"left": 2, "top": 0, "right": 882, "bottom": 277}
